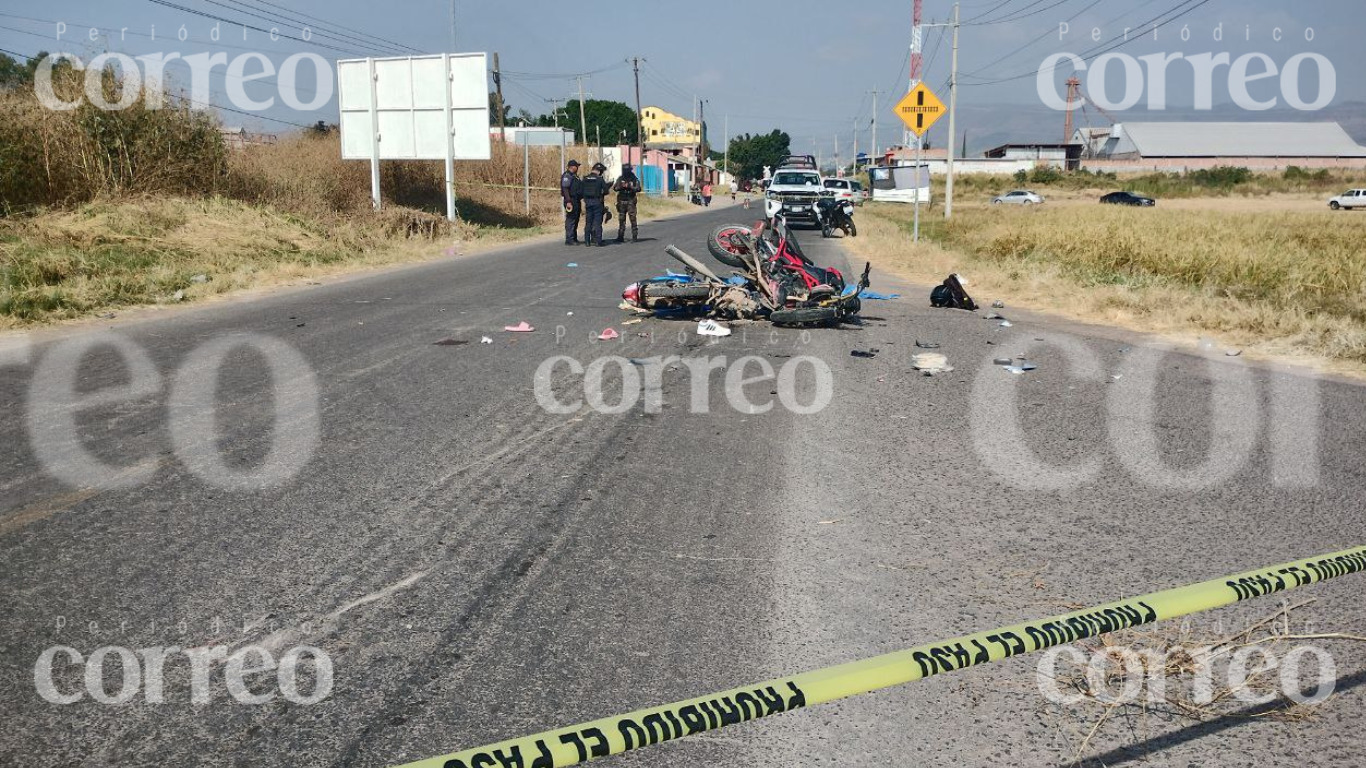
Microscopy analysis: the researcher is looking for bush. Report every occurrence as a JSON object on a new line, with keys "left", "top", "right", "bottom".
{"left": 0, "top": 62, "right": 226, "bottom": 211}
{"left": 1188, "top": 165, "right": 1252, "bottom": 188}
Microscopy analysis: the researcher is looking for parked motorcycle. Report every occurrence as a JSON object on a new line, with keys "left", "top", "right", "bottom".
{"left": 814, "top": 194, "right": 857, "bottom": 238}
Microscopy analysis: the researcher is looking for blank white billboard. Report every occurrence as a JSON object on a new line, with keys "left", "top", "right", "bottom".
{"left": 337, "top": 53, "right": 490, "bottom": 161}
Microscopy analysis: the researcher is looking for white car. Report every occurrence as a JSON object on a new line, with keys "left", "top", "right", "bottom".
{"left": 992, "top": 190, "right": 1044, "bottom": 205}
{"left": 1329, "top": 189, "right": 1366, "bottom": 210}
{"left": 823, "top": 178, "right": 857, "bottom": 204}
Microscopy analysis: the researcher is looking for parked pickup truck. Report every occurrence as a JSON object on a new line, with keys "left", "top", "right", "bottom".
{"left": 764, "top": 156, "right": 824, "bottom": 225}
{"left": 1329, "top": 189, "right": 1366, "bottom": 210}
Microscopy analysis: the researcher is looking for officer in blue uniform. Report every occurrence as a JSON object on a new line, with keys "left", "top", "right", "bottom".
{"left": 561, "top": 159, "right": 582, "bottom": 245}
{"left": 579, "top": 162, "right": 610, "bottom": 247}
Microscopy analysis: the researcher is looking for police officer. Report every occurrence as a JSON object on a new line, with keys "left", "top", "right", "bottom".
{"left": 561, "top": 160, "right": 582, "bottom": 245}
{"left": 613, "top": 163, "right": 641, "bottom": 242}
{"left": 579, "top": 162, "right": 610, "bottom": 247}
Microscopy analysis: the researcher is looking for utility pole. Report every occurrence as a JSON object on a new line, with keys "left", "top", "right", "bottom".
{"left": 698, "top": 98, "right": 707, "bottom": 166}
{"left": 492, "top": 52, "right": 505, "bottom": 141}
{"left": 630, "top": 57, "right": 644, "bottom": 172}
{"left": 544, "top": 97, "right": 565, "bottom": 128}
{"left": 868, "top": 89, "right": 879, "bottom": 166}
{"left": 908, "top": 0, "right": 923, "bottom": 148}
{"left": 852, "top": 117, "right": 858, "bottom": 172}
{"left": 724, "top": 114, "right": 729, "bottom": 180}
{"left": 577, "top": 75, "right": 588, "bottom": 149}
{"left": 945, "top": 0, "right": 960, "bottom": 218}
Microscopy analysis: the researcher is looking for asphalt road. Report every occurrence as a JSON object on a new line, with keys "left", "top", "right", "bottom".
{"left": 1, "top": 202, "right": 1363, "bottom": 767}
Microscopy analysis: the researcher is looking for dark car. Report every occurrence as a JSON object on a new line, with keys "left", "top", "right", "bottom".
{"left": 1100, "top": 191, "right": 1156, "bottom": 206}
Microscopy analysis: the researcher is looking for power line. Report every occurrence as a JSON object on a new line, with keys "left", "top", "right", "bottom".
{"left": 0, "top": 43, "right": 315, "bottom": 129}
{"left": 142, "top": 0, "right": 383, "bottom": 57}
{"left": 963, "top": 0, "right": 1213, "bottom": 86}
{"left": 967, "top": 0, "right": 1072, "bottom": 26}
{"left": 960, "top": 0, "right": 1105, "bottom": 80}
{"left": 225, "top": 0, "right": 422, "bottom": 54}
{"left": 196, "top": 0, "right": 412, "bottom": 56}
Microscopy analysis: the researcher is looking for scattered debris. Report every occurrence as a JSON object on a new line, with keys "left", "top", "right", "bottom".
{"left": 859, "top": 290, "right": 901, "bottom": 300}
{"left": 850, "top": 349, "right": 879, "bottom": 359}
{"left": 697, "top": 319, "right": 731, "bottom": 337}
{"left": 1003, "top": 361, "right": 1038, "bottom": 374}
{"left": 993, "top": 358, "right": 1013, "bottom": 366}
{"left": 911, "top": 353, "right": 954, "bottom": 375}
{"left": 817, "top": 518, "right": 843, "bottom": 525}
{"left": 97, "top": 312, "right": 116, "bottom": 319}
{"left": 999, "top": 320, "right": 1014, "bottom": 328}
{"left": 1226, "top": 349, "right": 1243, "bottom": 357}
{"left": 190, "top": 274, "right": 209, "bottom": 284}
{"left": 992, "top": 299, "right": 1005, "bottom": 308}
{"left": 1111, "top": 374, "right": 1123, "bottom": 381}
{"left": 504, "top": 321, "right": 535, "bottom": 332}
{"left": 566, "top": 311, "right": 573, "bottom": 316}
{"left": 914, "top": 340, "right": 941, "bottom": 349}
{"left": 480, "top": 336, "right": 493, "bottom": 344}
{"left": 627, "top": 358, "right": 649, "bottom": 366}
{"left": 566, "top": 262, "right": 578, "bottom": 268}
{"left": 172, "top": 289, "right": 185, "bottom": 302}
{"left": 621, "top": 318, "right": 643, "bottom": 326}
{"left": 986, "top": 313, "right": 1003, "bottom": 320}
{"left": 598, "top": 328, "right": 619, "bottom": 341}
{"left": 433, "top": 338, "right": 468, "bottom": 346}
{"left": 296, "top": 323, "right": 305, "bottom": 328}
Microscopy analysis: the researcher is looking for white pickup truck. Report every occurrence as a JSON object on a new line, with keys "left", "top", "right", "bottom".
{"left": 764, "top": 155, "right": 824, "bottom": 225}
{"left": 1329, "top": 189, "right": 1366, "bottom": 210}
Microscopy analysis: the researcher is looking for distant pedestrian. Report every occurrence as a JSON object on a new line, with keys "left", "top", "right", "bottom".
{"left": 580, "top": 162, "right": 610, "bottom": 247}
{"left": 702, "top": 182, "right": 713, "bottom": 207}
{"left": 730, "top": 186, "right": 736, "bottom": 203}
{"left": 561, "top": 159, "right": 582, "bottom": 245}
{"left": 613, "top": 162, "right": 641, "bottom": 242}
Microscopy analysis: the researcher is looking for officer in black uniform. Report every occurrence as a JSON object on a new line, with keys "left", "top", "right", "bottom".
{"left": 579, "top": 162, "right": 609, "bottom": 247}
{"left": 613, "top": 162, "right": 641, "bottom": 242}
{"left": 561, "top": 159, "right": 582, "bottom": 245}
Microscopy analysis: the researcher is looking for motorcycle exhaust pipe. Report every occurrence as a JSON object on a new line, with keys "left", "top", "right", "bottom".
{"left": 664, "top": 245, "right": 723, "bottom": 283}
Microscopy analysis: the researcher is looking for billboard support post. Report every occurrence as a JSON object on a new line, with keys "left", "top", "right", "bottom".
{"left": 368, "top": 57, "right": 382, "bottom": 212}
{"left": 442, "top": 53, "right": 457, "bottom": 222}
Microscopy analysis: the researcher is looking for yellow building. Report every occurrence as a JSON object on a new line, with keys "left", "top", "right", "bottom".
{"left": 641, "top": 106, "right": 699, "bottom": 148}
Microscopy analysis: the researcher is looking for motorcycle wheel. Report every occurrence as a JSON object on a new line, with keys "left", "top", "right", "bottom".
{"left": 844, "top": 220, "right": 857, "bottom": 237}
{"left": 707, "top": 224, "right": 755, "bottom": 269}
{"left": 770, "top": 306, "right": 841, "bottom": 326}
{"left": 821, "top": 224, "right": 832, "bottom": 238}
{"left": 642, "top": 283, "right": 713, "bottom": 301}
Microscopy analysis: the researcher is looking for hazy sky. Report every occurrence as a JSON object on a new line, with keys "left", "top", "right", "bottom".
{"left": 2, "top": 1, "right": 1360, "bottom": 155}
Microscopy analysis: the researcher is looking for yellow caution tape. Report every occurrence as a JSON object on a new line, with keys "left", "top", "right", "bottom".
{"left": 396, "top": 545, "right": 1366, "bottom": 768}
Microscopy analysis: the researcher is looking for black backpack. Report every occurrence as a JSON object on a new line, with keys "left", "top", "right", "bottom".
{"left": 930, "top": 274, "right": 978, "bottom": 310}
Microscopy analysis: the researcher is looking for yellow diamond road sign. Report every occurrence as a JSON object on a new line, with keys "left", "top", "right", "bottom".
{"left": 895, "top": 83, "right": 945, "bottom": 137}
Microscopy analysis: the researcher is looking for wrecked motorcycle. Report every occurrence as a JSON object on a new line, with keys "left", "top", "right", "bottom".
{"left": 622, "top": 222, "right": 869, "bottom": 326}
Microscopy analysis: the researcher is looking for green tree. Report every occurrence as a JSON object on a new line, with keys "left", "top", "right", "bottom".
{"left": 727, "top": 129, "right": 792, "bottom": 181}
{"left": 536, "top": 99, "right": 639, "bottom": 144}
{"left": 0, "top": 51, "right": 51, "bottom": 89}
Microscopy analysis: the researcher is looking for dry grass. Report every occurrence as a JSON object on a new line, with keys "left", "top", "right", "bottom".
{"left": 1038, "top": 600, "right": 1365, "bottom": 765}
{"left": 848, "top": 197, "right": 1366, "bottom": 370}
{"left": 0, "top": 63, "right": 695, "bottom": 325}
